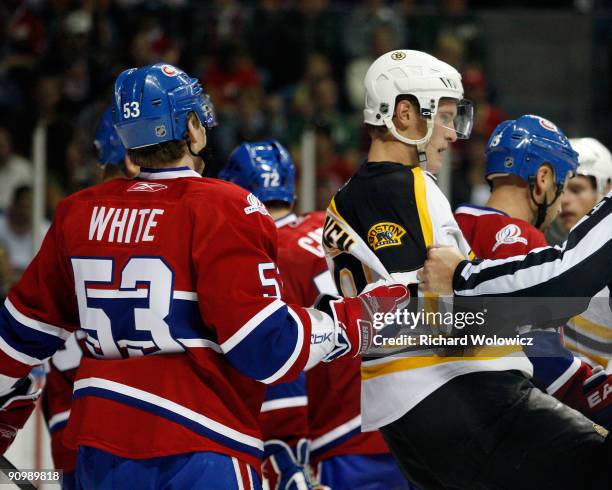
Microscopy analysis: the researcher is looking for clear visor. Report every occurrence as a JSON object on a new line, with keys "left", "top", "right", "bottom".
{"left": 189, "top": 77, "right": 218, "bottom": 129}
{"left": 437, "top": 99, "right": 474, "bottom": 140}
{"left": 200, "top": 93, "right": 218, "bottom": 128}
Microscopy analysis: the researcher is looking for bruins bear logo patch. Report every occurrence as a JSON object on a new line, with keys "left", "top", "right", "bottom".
{"left": 367, "top": 222, "right": 406, "bottom": 250}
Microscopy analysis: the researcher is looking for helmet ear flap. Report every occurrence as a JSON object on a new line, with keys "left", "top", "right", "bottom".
{"left": 95, "top": 107, "right": 126, "bottom": 166}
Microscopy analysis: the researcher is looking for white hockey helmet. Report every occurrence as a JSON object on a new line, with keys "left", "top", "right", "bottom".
{"left": 569, "top": 137, "right": 612, "bottom": 196}
{"left": 364, "top": 50, "right": 473, "bottom": 157}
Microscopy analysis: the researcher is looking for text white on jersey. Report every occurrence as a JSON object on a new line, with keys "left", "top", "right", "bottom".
{"left": 89, "top": 206, "right": 164, "bottom": 243}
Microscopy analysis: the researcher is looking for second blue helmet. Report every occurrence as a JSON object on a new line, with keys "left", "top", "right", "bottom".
{"left": 485, "top": 115, "right": 579, "bottom": 187}
{"left": 113, "top": 63, "right": 217, "bottom": 150}
{"left": 94, "top": 107, "right": 126, "bottom": 166}
{"left": 219, "top": 141, "right": 296, "bottom": 205}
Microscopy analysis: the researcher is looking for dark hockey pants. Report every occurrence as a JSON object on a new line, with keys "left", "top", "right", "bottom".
{"left": 380, "top": 371, "right": 612, "bottom": 490}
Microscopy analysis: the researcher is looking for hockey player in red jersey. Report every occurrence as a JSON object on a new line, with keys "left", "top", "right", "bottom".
{"left": 42, "top": 106, "right": 134, "bottom": 490}
{"left": 220, "top": 141, "right": 413, "bottom": 490}
{"left": 455, "top": 115, "right": 612, "bottom": 429}
{"left": 0, "top": 64, "right": 408, "bottom": 490}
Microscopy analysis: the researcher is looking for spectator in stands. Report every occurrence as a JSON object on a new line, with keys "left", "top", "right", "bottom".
{"left": 37, "top": 75, "right": 76, "bottom": 188}
{"left": 291, "top": 52, "right": 333, "bottom": 119}
{"left": 0, "top": 185, "right": 50, "bottom": 283}
{"left": 248, "top": 2, "right": 304, "bottom": 91}
{"left": 436, "top": 0, "right": 487, "bottom": 66}
{"left": 342, "top": 0, "right": 406, "bottom": 59}
{"left": 315, "top": 125, "right": 358, "bottom": 210}
{"left": 0, "top": 128, "right": 32, "bottom": 212}
{"left": 295, "top": 0, "right": 344, "bottom": 69}
{"left": 463, "top": 66, "right": 506, "bottom": 138}
{"left": 289, "top": 76, "right": 358, "bottom": 153}
{"left": 201, "top": 42, "right": 261, "bottom": 115}
{"left": 345, "top": 24, "right": 398, "bottom": 111}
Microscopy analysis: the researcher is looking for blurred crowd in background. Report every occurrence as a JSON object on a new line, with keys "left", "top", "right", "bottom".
{"left": 0, "top": 0, "right": 609, "bottom": 294}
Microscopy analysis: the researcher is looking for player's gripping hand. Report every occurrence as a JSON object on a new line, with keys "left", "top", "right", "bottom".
{"left": 0, "top": 375, "right": 41, "bottom": 453}
{"left": 419, "top": 245, "right": 465, "bottom": 294}
{"left": 315, "top": 283, "right": 410, "bottom": 361}
{"left": 264, "top": 439, "right": 314, "bottom": 490}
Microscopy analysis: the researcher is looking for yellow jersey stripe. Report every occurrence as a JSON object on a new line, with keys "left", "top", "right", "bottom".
{"left": 568, "top": 315, "right": 612, "bottom": 340}
{"left": 411, "top": 167, "right": 433, "bottom": 247}
{"left": 328, "top": 197, "right": 348, "bottom": 225}
{"left": 411, "top": 167, "right": 441, "bottom": 313}
{"left": 361, "top": 346, "right": 523, "bottom": 381}
{"left": 563, "top": 339, "right": 609, "bottom": 367}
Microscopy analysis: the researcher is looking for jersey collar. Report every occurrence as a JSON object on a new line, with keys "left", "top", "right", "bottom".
{"left": 138, "top": 166, "right": 201, "bottom": 180}
{"left": 455, "top": 203, "right": 509, "bottom": 217}
{"left": 275, "top": 213, "right": 298, "bottom": 229}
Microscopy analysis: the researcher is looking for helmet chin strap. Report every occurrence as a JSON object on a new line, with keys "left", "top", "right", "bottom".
{"left": 185, "top": 116, "right": 209, "bottom": 163}
{"left": 186, "top": 134, "right": 211, "bottom": 163}
{"left": 384, "top": 117, "right": 434, "bottom": 170}
{"left": 528, "top": 178, "right": 563, "bottom": 229}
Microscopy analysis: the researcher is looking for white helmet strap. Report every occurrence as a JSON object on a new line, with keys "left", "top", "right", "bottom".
{"left": 383, "top": 116, "right": 434, "bottom": 169}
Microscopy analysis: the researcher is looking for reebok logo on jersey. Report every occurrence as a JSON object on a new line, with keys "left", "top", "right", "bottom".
{"left": 127, "top": 182, "right": 168, "bottom": 193}
{"left": 492, "top": 224, "right": 528, "bottom": 252}
{"left": 243, "top": 193, "right": 270, "bottom": 216}
{"left": 367, "top": 222, "right": 406, "bottom": 250}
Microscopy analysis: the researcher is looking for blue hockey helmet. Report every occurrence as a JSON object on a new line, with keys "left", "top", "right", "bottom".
{"left": 113, "top": 63, "right": 217, "bottom": 150}
{"left": 93, "top": 107, "right": 126, "bottom": 165}
{"left": 485, "top": 115, "right": 579, "bottom": 187}
{"left": 219, "top": 140, "right": 296, "bottom": 205}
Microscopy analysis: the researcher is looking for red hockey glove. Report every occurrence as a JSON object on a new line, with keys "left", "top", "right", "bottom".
{"left": 582, "top": 366, "right": 612, "bottom": 429}
{"left": 316, "top": 283, "right": 409, "bottom": 361}
{"left": 0, "top": 375, "right": 41, "bottom": 454}
{"left": 555, "top": 362, "right": 612, "bottom": 430}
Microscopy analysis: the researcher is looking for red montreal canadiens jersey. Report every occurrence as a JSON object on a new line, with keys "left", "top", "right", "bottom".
{"left": 276, "top": 212, "right": 333, "bottom": 308}
{"left": 454, "top": 204, "right": 547, "bottom": 259}
{"left": 0, "top": 167, "right": 314, "bottom": 471}
{"left": 455, "top": 203, "right": 598, "bottom": 411}
{"left": 260, "top": 213, "right": 330, "bottom": 448}
{"left": 264, "top": 212, "right": 389, "bottom": 464}
{"left": 42, "top": 333, "right": 84, "bottom": 473}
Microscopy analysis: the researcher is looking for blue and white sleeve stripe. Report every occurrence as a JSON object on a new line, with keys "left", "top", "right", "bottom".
{"left": 221, "top": 300, "right": 305, "bottom": 384}
{"left": 0, "top": 299, "right": 70, "bottom": 363}
{"left": 261, "top": 373, "right": 307, "bottom": 413}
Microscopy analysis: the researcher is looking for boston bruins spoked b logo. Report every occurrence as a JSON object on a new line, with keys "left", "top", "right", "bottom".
{"left": 368, "top": 222, "right": 406, "bottom": 250}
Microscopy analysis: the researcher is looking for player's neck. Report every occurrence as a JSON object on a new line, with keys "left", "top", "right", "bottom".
{"left": 486, "top": 186, "right": 535, "bottom": 225}
{"left": 143, "top": 153, "right": 204, "bottom": 174}
{"left": 368, "top": 139, "right": 419, "bottom": 166}
{"left": 268, "top": 207, "right": 293, "bottom": 220}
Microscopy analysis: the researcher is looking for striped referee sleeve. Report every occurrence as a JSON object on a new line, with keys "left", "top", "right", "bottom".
{"left": 453, "top": 192, "right": 612, "bottom": 303}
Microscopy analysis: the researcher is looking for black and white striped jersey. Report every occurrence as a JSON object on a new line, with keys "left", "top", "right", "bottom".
{"left": 453, "top": 191, "right": 612, "bottom": 327}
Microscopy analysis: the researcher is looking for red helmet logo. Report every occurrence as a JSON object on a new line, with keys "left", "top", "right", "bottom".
{"left": 161, "top": 65, "right": 178, "bottom": 77}
{"left": 538, "top": 118, "right": 557, "bottom": 132}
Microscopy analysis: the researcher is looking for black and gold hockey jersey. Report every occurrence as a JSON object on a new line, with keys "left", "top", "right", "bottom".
{"left": 323, "top": 162, "right": 533, "bottom": 430}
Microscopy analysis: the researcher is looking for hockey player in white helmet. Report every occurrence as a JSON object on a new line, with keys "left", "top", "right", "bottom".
{"left": 321, "top": 50, "right": 611, "bottom": 490}
{"left": 559, "top": 138, "right": 612, "bottom": 371}
{"left": 363, "top": 49, "right": 473, "bottom": 171}
{"left": 559, "top": 138, "right": 612, "bottom": 233}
